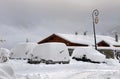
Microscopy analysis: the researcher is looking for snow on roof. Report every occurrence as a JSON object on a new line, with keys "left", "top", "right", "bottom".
{"left": 55, "top": 33, "right": 120, "bottom": 47}
{"left": 96, "top": 35, "right": 120, "bottom": 46}
{"left": 55, "top": 33, "right": 93, "bottom": 45}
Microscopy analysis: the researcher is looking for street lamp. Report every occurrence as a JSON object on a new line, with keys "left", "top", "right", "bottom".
{"left": 92, "top": 9, "right": 99, "bottom": 50}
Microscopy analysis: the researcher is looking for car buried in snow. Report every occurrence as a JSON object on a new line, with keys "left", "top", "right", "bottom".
{"left": 28, "top": 42, "right": 70, "bottom": 64}
{"left": 10, "top": 43, "right": 37, "bottom": 60}
{"left": 72, "top": 47, "right": 106, "bottom": 63}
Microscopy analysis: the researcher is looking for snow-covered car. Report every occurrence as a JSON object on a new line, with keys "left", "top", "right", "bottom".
{"left": 0, "top": 63, "right": 16, "bottom": 79}
{"left": 0, "top": 48, "right": 10, "bottom": 63}
{"left": 28, "top": 42, "right": 70, "bottom": 64}
{"left": 10, "top": 43, "right": 37, "bottom": 60}
{"left": 72, "top": 47, "right": 106, "bottom": 63}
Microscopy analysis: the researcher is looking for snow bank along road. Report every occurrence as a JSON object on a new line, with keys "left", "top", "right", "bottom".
{"left": 8, "top": 60, "right": 120, "bottom": 79}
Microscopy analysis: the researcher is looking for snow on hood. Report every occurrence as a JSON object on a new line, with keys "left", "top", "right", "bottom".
{"left": 72, "top": 47, "right": 106, "bottom": 62}
{"left": 56, "top": 33, "right": 93, "bottom": 46}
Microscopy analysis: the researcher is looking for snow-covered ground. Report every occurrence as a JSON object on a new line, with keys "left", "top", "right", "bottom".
{"left": 1, "top": 45, "right": 120, "bottom": 79}
{"left": 6, "top": 59, "right": 120, "bottom": 79}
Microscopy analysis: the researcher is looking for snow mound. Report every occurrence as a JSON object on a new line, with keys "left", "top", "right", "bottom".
{"left": 105, "top": 59, "right": 120, "bottom": 65}
{"left": 0, "top": 48, "right": 10, "bottom": 63}
{"left": 0, "top": 63, "right": 16, "bottom": 79}
{"left": 72, "top": 47, "right": 106, "bottom": 62}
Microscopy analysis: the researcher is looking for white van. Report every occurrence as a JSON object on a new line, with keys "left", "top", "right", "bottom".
{"left": 72, "top": 47, "right": 106, "bottom": 63}
{"left": 10, "top": 43, "right": 37, "bottom": 60}
{"left": 28, "top": 43, "right": 70, "bottom": 64}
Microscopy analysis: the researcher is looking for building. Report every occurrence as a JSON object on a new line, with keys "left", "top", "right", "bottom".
{"left": 38, "top": 33, "right": 93, "bottom": 56}
{"left": 38, "top": 33, "right": 120, "bottom": 58}
{"left": 38, "top": 33, "right": 92, "bottom": 46}
{"left": 96, "top": 35, "right": 120, "bottom": 58}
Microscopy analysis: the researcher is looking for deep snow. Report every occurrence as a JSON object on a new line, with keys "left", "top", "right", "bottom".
{"left": 6, "top": 59, "right": 120, "bottom": 79}
{"left": 0, "top": 63, "right": 16, "bottom": 79}
{"left": 1, "top": 45, "right": 120, "bottom": 79}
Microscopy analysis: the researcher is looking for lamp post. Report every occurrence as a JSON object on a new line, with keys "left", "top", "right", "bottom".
{"left": 92, "top": 9, "right": 99, "bottom": 50}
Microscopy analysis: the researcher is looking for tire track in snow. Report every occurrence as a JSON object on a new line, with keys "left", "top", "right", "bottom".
{"left": 65, "top": 72, "right": 95, "bottom": 79}
{"left": 64, "top": 70, "right": 120, "bottom": 79}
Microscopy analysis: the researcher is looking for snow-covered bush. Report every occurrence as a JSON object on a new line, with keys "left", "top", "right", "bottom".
{"left": 72, "top": 47, "right": 106, "bottom": 63}
{"left": 0, "top": 48, "right": 10, "bottom": 63}
{"left": 0, "top": 63, "right": 16, "bottom": 79}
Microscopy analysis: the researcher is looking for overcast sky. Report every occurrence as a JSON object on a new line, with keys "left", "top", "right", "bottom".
{"left": 0, "top": 0, "right": 120, "bottom": 49}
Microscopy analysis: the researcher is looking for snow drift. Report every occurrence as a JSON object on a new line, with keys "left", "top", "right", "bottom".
{"left": 0, "top": 63, "right": 16, "bottom": 79}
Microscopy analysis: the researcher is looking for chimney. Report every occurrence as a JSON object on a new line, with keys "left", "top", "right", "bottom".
{"left": 115, "top": 32, "right": 118, "bottom": 42}
{"left": 26, "top": 38, "right": 29, "bottom": 43}
{"left": 75, "top": 32, "right": 78, "bottom": 35}
{"left": 84, "top": 31, "right": 87, "bottom": 36}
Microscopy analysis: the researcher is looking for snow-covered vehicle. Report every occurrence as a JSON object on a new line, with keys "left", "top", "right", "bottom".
{"left": 0, "top": 48, "right": 10, "bottom": 63}
{"left": 72, "top": 47, "right": 106, "bottom": 63}
{"left": 0, "top": 63, "right": 16, "bottom": 79}
{"left": 28, "top": 43, "right": 70, "bottom": 64}
{"left": 10, "top": 43, "right": 37, "bottom": 60}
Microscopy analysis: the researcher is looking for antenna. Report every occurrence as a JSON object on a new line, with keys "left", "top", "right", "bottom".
{"left": 115, "top": 32, "right": 118, "bottom": 42}
{"left": 26, "top": 38, "right": 29, "bottom": 43}
{"left": 84, "top": 31, "right": 88, "bottom": 35}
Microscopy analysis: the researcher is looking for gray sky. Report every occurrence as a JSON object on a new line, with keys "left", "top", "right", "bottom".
{"left": 0, "top": 0, "right": 120, "bottom": 49}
